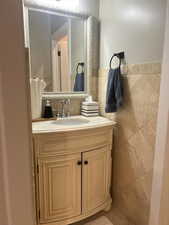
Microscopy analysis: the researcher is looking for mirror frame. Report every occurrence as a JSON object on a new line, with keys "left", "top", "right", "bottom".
{"left": 23, "top": 0, "right": 99, "bottom": 99}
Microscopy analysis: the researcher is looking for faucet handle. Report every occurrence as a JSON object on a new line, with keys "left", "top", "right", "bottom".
{"left": 57, "top": 112, "right": 61, "bottom": 118}
{"left": 60, "top": 99, "right": 66, "bottom": 104}
{"left": 66, "top": 99, "right": 71, "bottom": 117}
{"left": 66, "top": 111, "right": 71, "bottom": 117}
{"left": 65, "top": 98, "right": 71, "bottom": 104}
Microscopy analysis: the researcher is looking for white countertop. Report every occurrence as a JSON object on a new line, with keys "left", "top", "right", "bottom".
{"left": 32, "top": 116, "right": 116, "bottom": 134}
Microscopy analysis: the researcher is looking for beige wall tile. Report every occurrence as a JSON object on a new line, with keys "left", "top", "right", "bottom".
{"left": 128, "top": 63, "right": 161, "bottom": 75}
{"left": 128, "top": 130, "right": 155, "bottom": 172}
{"left": 98, "top": 63, "right": 161, "bottom": 225}
{"left": 113, "top": 139, "right": 144, "bottom": 191}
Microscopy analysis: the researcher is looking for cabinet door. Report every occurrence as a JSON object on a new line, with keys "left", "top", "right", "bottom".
{"left": 82, "top": 147, "right": 111, "bottom": 213}
{"left": 38, "top": 154, "right": 81, "bottom": 223}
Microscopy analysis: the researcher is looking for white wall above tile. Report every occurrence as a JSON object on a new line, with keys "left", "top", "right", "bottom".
{"left": 99, "top": 0, "right": 167, "bottom": 67}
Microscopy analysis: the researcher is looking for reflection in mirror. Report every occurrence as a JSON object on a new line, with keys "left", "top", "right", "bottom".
{"left": 28, "top": 10, "right": 86, "bottom": 93}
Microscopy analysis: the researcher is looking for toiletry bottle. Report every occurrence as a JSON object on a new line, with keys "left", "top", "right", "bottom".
{"left": 44, "top": 100, "right": 53, "bottom": 118}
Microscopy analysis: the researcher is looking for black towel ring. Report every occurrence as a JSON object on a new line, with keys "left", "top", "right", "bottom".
{"left": 76, "top": 62, "right": 85, "bottom": 73}
{"left": 109, "top": 52, "right": 125, "bottom": 69}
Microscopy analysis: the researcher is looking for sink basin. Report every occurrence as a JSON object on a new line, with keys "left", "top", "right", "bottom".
{"left": 52, "top": 117, "right": 90, "bottom": 126}
{"left": 32, "top": 116, "right": 114, "bottom": 133}
{"left": 32, "top": 116, "right": 90, "bottom": 132}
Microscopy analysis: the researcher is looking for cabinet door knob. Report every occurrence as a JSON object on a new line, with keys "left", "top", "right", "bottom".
{"left": 84, "top": 160, "right": 88, "bottom": 165}
{"left": 77, "top": 161, "right": 82, "bottom": 165}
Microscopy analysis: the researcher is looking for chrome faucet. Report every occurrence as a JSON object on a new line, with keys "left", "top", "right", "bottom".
{"left": 66, "top": 99, "right": 71, "bottom": 117}
{"left": 58, "top": 99, "right": 71, "bottom": 118}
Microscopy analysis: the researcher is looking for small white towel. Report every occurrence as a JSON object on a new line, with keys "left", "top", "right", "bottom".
{"left": 30, "top": 78, "right": 46, "bottom": 120}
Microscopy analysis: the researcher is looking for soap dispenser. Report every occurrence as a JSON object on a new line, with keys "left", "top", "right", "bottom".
{"left": 43, "top": 100, "right": 53, "bottom": 118}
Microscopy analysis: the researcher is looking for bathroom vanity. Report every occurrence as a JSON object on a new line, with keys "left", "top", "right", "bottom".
{"left": 26, "top": 2, "right": 112, "bottom": 223}
{"left": 32, "top": 116, "right": 114, "bottom": 225}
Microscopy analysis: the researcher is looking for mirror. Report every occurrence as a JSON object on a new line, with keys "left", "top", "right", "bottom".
{"left": 28, "top": 9, "right": 87, "bottom": 93}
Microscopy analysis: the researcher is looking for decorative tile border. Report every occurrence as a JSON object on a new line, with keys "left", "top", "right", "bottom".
{"left": 127, "top": 62, "right": 161, "bottom": 75}
{"left": 99, "top": 62, "right": 161, "bottom": 77}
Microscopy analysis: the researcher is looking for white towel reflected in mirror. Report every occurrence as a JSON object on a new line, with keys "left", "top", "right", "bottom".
{"left": 30, "top": 77, "right": 46, "bottom": 120}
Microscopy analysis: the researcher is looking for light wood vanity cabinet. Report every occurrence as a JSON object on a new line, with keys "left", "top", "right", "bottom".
{"left": 38, "top": 154, "right": 81, "bottom": 223}
{"left": 82, "top": 147, "right": 111, "bottom": 213}
{"left": 33, "top": 126, "right": 113, "bottom": 225}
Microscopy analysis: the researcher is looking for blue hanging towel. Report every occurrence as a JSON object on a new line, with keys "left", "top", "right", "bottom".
{"left": 105, "top": 54, "right": 123, "bottom": 113}
{"left": 74, "top": 63, "right": 85, "bottom": 92}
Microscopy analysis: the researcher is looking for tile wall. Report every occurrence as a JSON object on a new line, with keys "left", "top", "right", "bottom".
{"left": 98, "top": 63, "right": 161, "bottom": 225}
